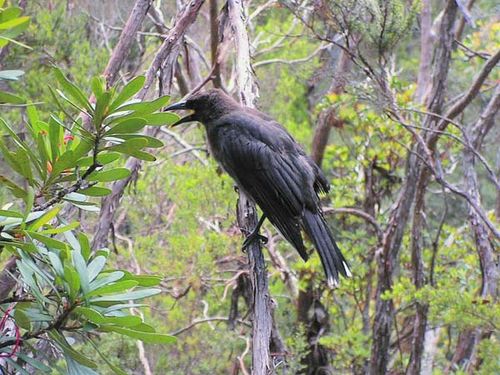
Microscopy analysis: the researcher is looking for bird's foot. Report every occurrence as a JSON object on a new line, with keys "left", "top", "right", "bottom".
{"left": 242, "top": 231, "right": 268, "bottom": 251}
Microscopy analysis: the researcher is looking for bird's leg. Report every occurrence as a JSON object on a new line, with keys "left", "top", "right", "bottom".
{"left": 242, "top": 214, "right": 268, "bottom": 250}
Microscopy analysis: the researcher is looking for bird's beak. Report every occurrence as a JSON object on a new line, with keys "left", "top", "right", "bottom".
{"left": 164, "top": 101, "right": 187, "bottom": 111}
{"left": 164, "top": 100, "right": 195, "bottom": 127}
{"left": 171, "top": 113, "right": 196, "bottom": 127}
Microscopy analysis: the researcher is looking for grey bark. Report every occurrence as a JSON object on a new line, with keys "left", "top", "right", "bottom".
{"left": 310, "top": 48, "right": 352, "bottom": 167}
{"left": 102, "top": 0, "right": 154, "bottom": 86}
{"left": 414, "top": 0, "right": 433, "bottom": 103}
{"left": 226, "top": 0, "right": 273, "bottom": 373}
{"left": 447, "top": 84, "right": 500, "bottom": 373}
{"left": 370, "top": 2, "right": 458, "bottom": 374}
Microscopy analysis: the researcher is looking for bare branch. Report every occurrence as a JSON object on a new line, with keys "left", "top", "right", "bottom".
{"left": 323, "top": 207, "right": 382, "bottom": 244}
{"left": 253, "top": 43, "right": 327, "bottom": 68}
{"left": 433, "top": 48, "right": 500, "bottom": 136}
{"left": 170, "top": 317, "right": 251, "bottom": 336}
{"left": 102, "top": 0, "right": 154, "bottom": 86}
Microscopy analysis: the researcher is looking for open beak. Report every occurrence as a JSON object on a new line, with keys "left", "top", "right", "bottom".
{"left": 164, "top": 100, "right": 196, "bottom": 127}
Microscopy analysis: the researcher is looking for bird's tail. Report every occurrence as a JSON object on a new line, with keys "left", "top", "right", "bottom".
{"left": 302, "top": 210, "right": 351, "bottom": 287}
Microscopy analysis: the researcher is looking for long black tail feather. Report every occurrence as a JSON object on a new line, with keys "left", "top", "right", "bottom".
{"left": 302, "top": 210, "right": 351, "bottom": 287}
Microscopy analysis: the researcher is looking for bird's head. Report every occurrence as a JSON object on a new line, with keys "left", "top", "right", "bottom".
{"left": 165, "top": 88, "right": 238, "bottom": 126}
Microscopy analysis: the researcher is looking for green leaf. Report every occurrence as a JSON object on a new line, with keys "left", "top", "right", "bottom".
{"left": 115, "top": 95, "right": 170, "bottom": 116}
{"left": 0, "top": 69, "right": 24, "bottom": 81}
{"left": 0, "top": 15, "right": 29, "bottom": 30}
{"left": 77, "top": 151, "right": 121, "bottom": 167}
{"left": 141, "top": 112, "right": 179, "bottom": 126}
{"left": 78, "top": 233, "right": 91, "bottom": 261}
{"left": 16, "top": 353, "right": 52, "bottom": 373}
{"left": 40, "top": 221, "right": 79, "bottom": 234}
{"left": 0, "top": 90, "right": 24, "bottom": 103}
{"left": 14, "top": 148, "right": 33, "bottom": 181}
{"left": 87, "top": 256, "right": 106, "bottom": 282}
{"left": 99, "top": 326, "right": 176, "bottom": 344}
{"left": 53, "top": 68, "right": 91, "bottom": 112}
{"left": 108, "top": 76, "right": 145, "bottom": 113}
{"left": 106, "top": 137, "right": 148, "bottom": 153}
{"left": 129, "top": 150, "right": 156, "bottom": 161}
{"left": 89, "top": 288, "right": 161, "bottom": 302}
{"left": 87, "top": 280, "right": 138, "bottom": 297}
{"left": 106, "top": 134, "right": 164, "bottom": 148}
{"left": 101, "top": 303, "right": 147, "bottom": 315}
{"left": 27, "top": 231, "right": 68, "bottom": 250}
{"left": 89, "top": 271, "right": 125, "bottom": 291}
{"left": 0, "top": 174, "right": 26, "bottom": 199}
{"left": 14, "top": 308, "right": 31, "bottom": 331}
{"left": 75, "top": 307, "right": 142, "bottom": 327}
{"left": 72, "top": 249, "right": 90, "bottom": 295}
{"left": 50, "top": 151, "right": 78, "bottom": 180}
{"left": 106, "top": 117, "right": 147, "bottom": 135}
{"left": 48, "top": 251, "right": 64, "bottom": 277}
{"left": 0, "top": 7, "right": 22, "bottom": 22}
{"left": 93, "top": 91, "right": 112, "bottom": 127}
{"left": 63, "top": 264, "right": 81, "bottom": 300}
{"left": 28, "top": 206, "right": 61, "bottom": 231}
{"left": 16, "top": 261, "right": 47, "bottom": 303}
{"left": 0, "top": 209, "right": 23, "bottom": 218}
{"left": 66, "top": 357, "right": 99, "bottom": 375}
{"left": 48, "top": 116, "right": 63, "bottom": 161}
{"left": 78, "top": 186, "right": 112, "bottom": 197}
{"left": 90, "top": 76, "right": 105, "bottom": 99}
{"left": 49, "top": 331, "right": 97, "bottom": 369}
{"left": 130, "top": 275, "right": 162, "bottom": 287}
{"left": 87, "top": 168, "right": 131, "bottom": 182}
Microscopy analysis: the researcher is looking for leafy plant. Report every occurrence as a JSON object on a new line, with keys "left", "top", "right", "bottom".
{"left": 0, "top": 0, "right": 30, "bottom": 105}
{"left": 0, "top": 65, "right": 179, "bottom": 373}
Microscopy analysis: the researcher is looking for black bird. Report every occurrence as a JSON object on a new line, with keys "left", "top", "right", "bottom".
{"left": 165, "top": 89, "right": 351, "bottom": 286}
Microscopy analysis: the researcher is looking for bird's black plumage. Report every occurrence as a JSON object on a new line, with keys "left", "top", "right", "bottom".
{"left": 165, "top": 89, "right": 351, "bottom": 286}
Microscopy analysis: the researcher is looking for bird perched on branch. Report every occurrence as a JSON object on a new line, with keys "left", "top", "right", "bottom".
{"left": 165, "top": 89, "right": 350, "bottom": 286}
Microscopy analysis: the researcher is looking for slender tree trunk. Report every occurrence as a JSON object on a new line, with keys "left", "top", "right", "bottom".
{"left": 225, "top": 0, "right": 274, "bottom": 373}
{"left": 407, "top": 168, "right": 430, "bottom": 375}
{"left": 415, "top": 0, "right": 433, "bottom": 103}
{"left": 210, "top": 0, "right": 222, "bottom": 88}
{"left": 371, "top": 2, "right": 458, "bottom": 373}
{"left": 102, "top": 0, "right": 154, "bottom": 86}
{"left": 447, "top": 85, "right": 500, "bottom": 374}
{"left": 454, "top": 0, "right": 476, "bottom": 42}
{"left": 311, "top": 48, "right": 352, "bottom": 167}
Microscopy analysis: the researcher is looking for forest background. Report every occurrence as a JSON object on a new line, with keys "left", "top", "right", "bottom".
{"left": 0, "top": 0, "right": 498, "bottom": 374}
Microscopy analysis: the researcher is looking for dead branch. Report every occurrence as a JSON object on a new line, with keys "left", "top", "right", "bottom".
{"left": 433, "top": 48, "right": 500, "bottom": 138}
{"left": 102, "top": 0, "right": 154, "bottom": 86}
{"left": 170, "top": 316, "right": 251, "bottom": 336}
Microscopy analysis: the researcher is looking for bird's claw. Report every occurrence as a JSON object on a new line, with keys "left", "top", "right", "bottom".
{"left": 242, "top": 233, "right": 268, "bottom": 250}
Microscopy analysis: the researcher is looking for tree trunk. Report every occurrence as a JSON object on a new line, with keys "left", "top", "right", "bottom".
{"left": 311, "top": 48, "right": 352, "bottom": 167}
{"left": 447, "top": 85, "right": 500, "bottom": 373}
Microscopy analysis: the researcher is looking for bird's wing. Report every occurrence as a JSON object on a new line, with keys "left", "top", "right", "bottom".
{"left": 210, "top": 113, "right": 313, "bottom": 259}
